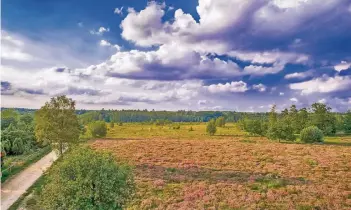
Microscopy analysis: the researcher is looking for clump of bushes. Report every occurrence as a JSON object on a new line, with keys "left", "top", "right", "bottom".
{"left": 36, "top": 147, "right": 135, "bottom": 209}
{"left": 300, "top": 126, "right": 324, "bottom": 143}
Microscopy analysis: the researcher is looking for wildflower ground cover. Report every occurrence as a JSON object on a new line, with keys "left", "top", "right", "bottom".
{"left": 92, "top": 123, "right": 351, "bottom": 209}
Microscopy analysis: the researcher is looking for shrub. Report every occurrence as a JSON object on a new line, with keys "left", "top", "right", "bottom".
{"left": 88, "top": 121, "right": 107, "bottom": 138}
{"left": 189, "top": 126, "right": 194, "bottom": 131}
{"left": 300, "top": 126, "right": 324, "bottom": 143}
{"left": 206, "top": 119, "right": 217, "bottom": 136}
{"left": 110, "top": 121, "right": 115, "bottom": 128}
{"left": 215, "top": 117, "right": 225, "bottom": 127}
{"left": 173, "top": 124, "right": 180, "bottom": 129}
{"left": 242, "top": 119, "right": 267, "bottom": 136}
{"left": 267, "top": 118, "right": 296, "bottom": 142}
{"left": 37, "top": 147, "right": 135, "bottom": 210}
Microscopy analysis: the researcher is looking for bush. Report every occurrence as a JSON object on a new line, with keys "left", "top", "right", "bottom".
{"left": 189, "top": 126, "right": 194, "bottom": 131}
{"left": 110, "top": 121, "right": 115, "bottom": 128}
{"left": 88, "top": 121, "right": 107, "bottom": 138}
{"left": 267, "top": 118, "right": 296, "bottom": 142}
{"left": 300, "top": 126, "right": 324, "bottom": 143}
{"left": 172, "top": 124, "right": 180, "bottom": 130}
{"left": 37, "top": 147, "right": 135, "bottom": 210}
{"left": 206, "top": 119, "right": 217, "bottom": 136}
{"left": 242, "top": 119, "right": 267, "bottom": 136}
{"left": 215, "top": 117, "right": 225, "bottom": 127}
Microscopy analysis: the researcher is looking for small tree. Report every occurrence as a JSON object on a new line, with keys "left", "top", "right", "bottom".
{"left": 35, "top": 96, "right": 80, "bottom": 155}
{"left": 267, "top": 117, "right": 296, "bottom": 142}
{"left": 344, "top": 110, "right": 351, "bottom": 134}
{"left": 300, "top": 126, "right": 324, "bottom": 143}
{"left": 244, "top": 119, "right": 267, "bottom": 136}
{"left": 88, "top": 121, "right": 107, "bottom": 138}
{"left": 206, "top": 119, "right": 217, "bottom": 136}
{"left": 215, "top": 117, "right": 226, "bottom": 127}
{"left": 37, "top": 147, "right": 135, "bottom": 210}
{"left": 110, "top": 121, "right": 115, "bottom": 128}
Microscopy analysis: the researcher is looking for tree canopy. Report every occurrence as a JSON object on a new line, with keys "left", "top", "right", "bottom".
{"left": 35, "top": 95, "right": 80, "bottom": 155}
{"left": 37, "top": 147, "right": 135, "bottom": 210}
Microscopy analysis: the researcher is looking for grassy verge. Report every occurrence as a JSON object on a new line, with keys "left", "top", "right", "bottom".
{"left": 8, "top": 174, "right": 46, "bottom": 210}
{"left": 1, "top": 146, "right": 52, "bottom": 183}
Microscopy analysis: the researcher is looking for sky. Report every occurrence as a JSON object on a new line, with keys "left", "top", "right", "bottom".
{"left": 1, "top": 0, "right": 351, "bottom": 112}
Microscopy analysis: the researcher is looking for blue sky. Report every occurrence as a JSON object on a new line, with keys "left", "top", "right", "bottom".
{"left": 2, "top": 0, "right": 351, "bottom": 111}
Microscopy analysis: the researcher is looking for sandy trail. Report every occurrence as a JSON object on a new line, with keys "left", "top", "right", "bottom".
{"left": 1, "top": 151, "right": 58, "bottom": 210}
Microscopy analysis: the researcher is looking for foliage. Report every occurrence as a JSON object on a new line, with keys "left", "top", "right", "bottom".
{"left": 78, "top": 109, "right": 267, "bottom": 124}
{"left": 215, "top": 116, "right": 226, "bottom": 127}
{"left": 267, "top": 118, "right": 296, "bottom": 142}
{"left": 344, "top": 110, "right": 351, "bottom": 134}
{"left": 37, "top": 147, "right": 135, "bottom": 210}
{"left": 35, "top": 95, "right": 80, "bottom": 155}
{"left": 206, "top": 119, "right": 217, "bottom": 136}
{"left": 1, "top": 119, "right": 36, "bottom": 155}
{"left": 110, "top": 121, "right": 115, "bottom": 128}
{"left": 297, "top": 108, "right": 309, "bottom": 133}
{"left": 88, "top": 121, "right": 107, "bottom": 138}
{"left": 1, "top": 146, "right": 51, "bottom": 183}
{"left": 309, "top": 103, "right": 336, "bottom": 135}
{"left": 300, "top": 126, "right": 324, "bottom": 143}
{"left": 240, "top": 118, "right": 267, "bottom": 136}
{"left": 1, "top": 109, "right": 19, "bottom": 129}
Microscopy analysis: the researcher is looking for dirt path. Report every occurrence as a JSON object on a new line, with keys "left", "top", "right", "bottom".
{"left": 1, "top": 151, "right": 58, "bottom": 210}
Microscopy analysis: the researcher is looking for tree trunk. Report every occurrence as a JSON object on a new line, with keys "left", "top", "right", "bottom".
{"left": 59, "top": 141, "right": 63, "bottom": 156}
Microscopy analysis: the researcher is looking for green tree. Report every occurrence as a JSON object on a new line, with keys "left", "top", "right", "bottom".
{"left": 37, "top": 147, "right": 134, "bottom": 210}
{"left": 267, "top": 118, "right": 296, "bottom": 142}
{"left": 19, "top": 113, "right": 34, "bottom": 124}
{"left": 1, "top": 109, "right": 19, "bottom": 129}
{"left": 310, "top": 103, "right": 336, "bottom": 135}
{"left": 35, "top": 95, "right": 80, "bottom": 155}
{"left": 215, "top": 116, "right": 226, "bottom": 127}
{"left": 244, "top": 119, "right": 267, "bottom": 136}
{"left": 1, "top": 122, "right": 36, "bottom": 155}
{"left": 88, "top": 121, "right": 107, "bottom": 138}
{"left": 297, "top": 108, "right": 309, "bottom": 132}
{"left": 289, "top": 105, "right": 299, "bottom": 133}
{"left": 344, "top": 110, "right": 351, "bottom": 134}
{"left": 110, "top": 121, "right": 115, "bottom": 128}
{"left": 268, "top": 105, "right": 277, "bottom": 126}
{"left": 281, "top": 108, "right": 289, "bottom": 117}
{"left": 206, "top": 119, "right": 217, "bottom": 136}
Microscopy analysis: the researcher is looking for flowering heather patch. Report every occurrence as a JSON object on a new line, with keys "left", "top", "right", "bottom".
{"left": 92, "top": 128, "right": 351, "bottom": 209}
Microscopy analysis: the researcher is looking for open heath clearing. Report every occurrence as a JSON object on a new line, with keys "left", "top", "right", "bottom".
{"left": 91, "top": 123, "right": 351, "bottom": 210}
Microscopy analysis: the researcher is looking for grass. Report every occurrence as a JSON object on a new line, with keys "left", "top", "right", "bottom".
{"left": 8, "top": 173, "right": 46, "bottom": 210}
{"left": 106, "top": 122, "right": 248, "bottom": 140}
{"left": 1, "top": 146, "right": 52, "bottom": 183}
{"left": 91, "top": 122, "right": 351, "bottom": 209}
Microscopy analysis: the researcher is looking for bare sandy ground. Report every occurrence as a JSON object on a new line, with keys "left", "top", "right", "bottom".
{"left": 1, "top": 151, "right": 58, "bottom": 210}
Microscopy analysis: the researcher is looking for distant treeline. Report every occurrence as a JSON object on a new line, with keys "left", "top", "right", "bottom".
{"left": 77, "top": 109, "right": 268, "bottom": 124}
{"left": 1, "top": 107, "right": 348, "bottom": 125}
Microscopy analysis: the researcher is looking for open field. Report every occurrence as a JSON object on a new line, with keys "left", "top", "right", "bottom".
{"left": 92, "top": 123, "right": 351, "bottom": 209}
